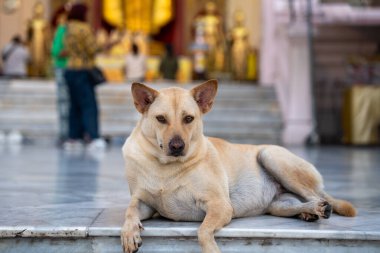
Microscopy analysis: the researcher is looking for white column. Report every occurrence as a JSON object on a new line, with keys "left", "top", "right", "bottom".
{"left": 260, "top": 0, "right": 314, "bottom": 145}
{"left": 282, "top": 22, "right": 313, "bottom": 145}
{"left": 260, "top": 0, "right": 276, "bottom": 86}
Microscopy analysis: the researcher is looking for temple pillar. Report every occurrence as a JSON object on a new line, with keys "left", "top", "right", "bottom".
{"left": 89, "top": 0, "right": 102, "bottom": 30}
{"left": 282, "top": 22, "right": 313, "bottom": 145}
{"left": 260, "top": 0, "right": 313, "bottom": 145}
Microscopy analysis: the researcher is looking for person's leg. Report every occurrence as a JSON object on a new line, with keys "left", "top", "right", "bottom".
{"left": 55, "top": 68, "right": 69, "bottom": 142}
{"left": 64, "top": 70, "right": 84, "bottom": 140}
{"left": 77, "top": 71, "right": 99, "bottom": 140}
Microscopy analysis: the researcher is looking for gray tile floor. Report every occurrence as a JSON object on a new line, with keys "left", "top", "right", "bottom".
{"left": 0, "top": 144, "right": 380, "bottom": 239}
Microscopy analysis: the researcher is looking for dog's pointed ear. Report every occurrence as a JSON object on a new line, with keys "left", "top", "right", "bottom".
{"left": 191, "top": 79, "right": 218, "bottom": 114}
{"left": 131, "top": 82, "right": 159, "bottom": 114}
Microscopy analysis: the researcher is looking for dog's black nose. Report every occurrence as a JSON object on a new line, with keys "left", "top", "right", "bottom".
{"left": 169, "top": 136, "right": 185, "bottom": 156}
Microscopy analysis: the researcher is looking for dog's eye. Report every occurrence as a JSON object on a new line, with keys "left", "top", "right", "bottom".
{"left": 184, "top": 115, "right": 194, "bottom": 124}
{"left": 156, "top": 115, "right": 167, "bottom": 124}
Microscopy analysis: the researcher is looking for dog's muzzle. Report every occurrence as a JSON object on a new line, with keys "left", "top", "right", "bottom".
{"left": 168, "top": 136, "right": 185, "bottom": 157}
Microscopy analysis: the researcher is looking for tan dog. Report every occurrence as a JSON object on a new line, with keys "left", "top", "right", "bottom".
{"left": 121, "top": 80, "right": 356, "bottom": 253}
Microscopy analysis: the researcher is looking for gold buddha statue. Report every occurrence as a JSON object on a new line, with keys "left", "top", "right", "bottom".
{"left": 27, "top": 1, "right": 49, "bottom": 77}
{"left": 230, "top": 10, "right": 249, "bottom": 80}
{"left": 102, "top": 0, "right": 172, "bottom": 57}
{"left": 103, "top": 0, "right": 172, "bottom": 35}
{"left": 195, "top": 1, "right": 225, "bottom": 72}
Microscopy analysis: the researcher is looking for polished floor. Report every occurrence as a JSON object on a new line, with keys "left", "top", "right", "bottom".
{"left": 0, "top": 143, "right": 380, "bottom": 242}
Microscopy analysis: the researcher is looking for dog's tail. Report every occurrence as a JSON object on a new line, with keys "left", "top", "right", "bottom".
{"left": 320, "top": 191, "right": 357, "bottom": 217}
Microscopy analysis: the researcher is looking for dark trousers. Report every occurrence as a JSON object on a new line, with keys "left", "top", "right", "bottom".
{"left": 55, "top": 68, "right": 69, "bottom": 141}
{"left": 64, "top": 69, "right": 99, "bottom": 140}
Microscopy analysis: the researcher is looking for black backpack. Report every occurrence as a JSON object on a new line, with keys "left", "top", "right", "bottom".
{"left": 2, "top": 44, "right": 17, "bottom": 62}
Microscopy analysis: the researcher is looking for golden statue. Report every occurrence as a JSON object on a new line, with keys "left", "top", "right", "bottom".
{"left": 103, "top": 0, "right": 172, "bottom": 34}
{"left": 102, "top": 0, "right": 172, "bottom": 57}
{"left": 27, "top": 1, "right": 49, "bottom": 77}
{"left": 195, "top": 1, "right": 225, "bottom": 72}
{"left": 230, "top": 10, "right": 249, "bottom": 80}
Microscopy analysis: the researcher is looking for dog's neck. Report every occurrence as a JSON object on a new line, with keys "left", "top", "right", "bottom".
{"left": 133, "top": 126, "right": 208, "bottom": 167}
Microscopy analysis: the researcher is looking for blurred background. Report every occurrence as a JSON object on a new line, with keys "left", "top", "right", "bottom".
{"left": 0, "top": 0, "right": 379, "bottom": 147}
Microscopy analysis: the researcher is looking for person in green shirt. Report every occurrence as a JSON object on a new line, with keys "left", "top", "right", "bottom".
{"left": 51, "top": 7, "right": 69, "bottom": 145}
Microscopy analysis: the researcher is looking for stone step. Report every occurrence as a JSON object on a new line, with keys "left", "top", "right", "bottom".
{"left": 0, "top": 80, "right": 283, "bottom": 144}
{"left": 0, "top": 122, "right": 281, "bottom": 144}
{"left": 1, "top": 223, "right": 379, "bottom": 253}
{"left": 0, "top": 114, "right": 282, "bottom": 131}
{"left": 0, "top": 110, "right": 282, "bottom": 125}
{"left": 0, "top": 106, "right": 281, "bottom": 119}
{"left": 0, "top": 95, "right": 279, "bottom": 109}
{"left": 1, "top": 80, "right": 277, "bottom": 99}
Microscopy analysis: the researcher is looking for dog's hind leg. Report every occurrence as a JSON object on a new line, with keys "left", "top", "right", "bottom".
{"left": 258, "top": 145, "right": 333, "bottom": 219}
{"left": 267, "top": 193, "right": 331, "bottom": 221}
{"left": 258, "top": 145, "right": 356, "bottom": 217}
{"left": 258, "top": 145, "right": 324, "bottom": 202}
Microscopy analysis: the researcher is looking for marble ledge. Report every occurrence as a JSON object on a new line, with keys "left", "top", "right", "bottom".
{"left": 2, "top": 226, "right": 380, "bottom": 241}
{"left": 0, "top": 226, "right": 87, "bottom": 238}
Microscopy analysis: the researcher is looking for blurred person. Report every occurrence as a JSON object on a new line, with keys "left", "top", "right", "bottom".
{"left": 1, "top": 35, "right": 30, "bottom": 78}
{"left": 159, "top": 44, "right": 178, "bottom": 80}
{"left": 125, "top": 43, "right": 146, "bottom": 82}
{"left": 63, "top": 3, "right": 106, "bottom": 151}
{"left": 51, "top": 6, "right": 69, "bottom": 145}
{"left": 0, "top": 35, "right": 28, "bottom": 145}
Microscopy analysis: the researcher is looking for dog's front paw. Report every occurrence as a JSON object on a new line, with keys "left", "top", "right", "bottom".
{"left": 121, "top": 221, "right": 144, "bottom": 253}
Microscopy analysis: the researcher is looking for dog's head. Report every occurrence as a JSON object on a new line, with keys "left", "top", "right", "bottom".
{"left": 131, "top": 80, "right": 218, "bottom": 163}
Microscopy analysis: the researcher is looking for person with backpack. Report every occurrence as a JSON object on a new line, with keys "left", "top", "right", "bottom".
{"left": 1, "top": 35, "right": 30, "bottom": 78}
{"left": 63, "top": 3, "right": 106, "bottom": 151}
